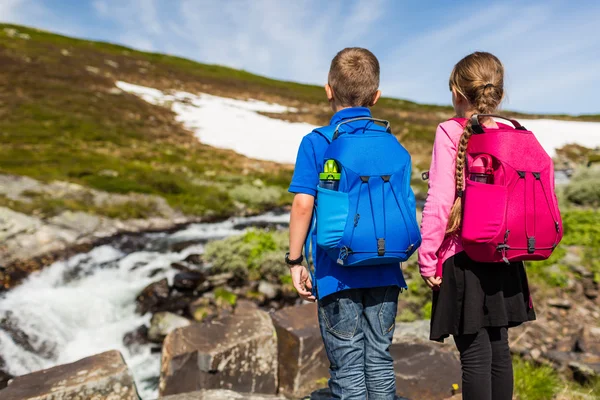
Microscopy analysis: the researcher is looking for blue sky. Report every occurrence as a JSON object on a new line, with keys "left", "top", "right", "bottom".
{"left": 1, "top": 0, "right": 599, "bottom": 115}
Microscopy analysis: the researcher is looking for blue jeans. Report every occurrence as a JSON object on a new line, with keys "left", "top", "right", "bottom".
{"left": 318, "top": 286, "right": 400, "bottom": 400}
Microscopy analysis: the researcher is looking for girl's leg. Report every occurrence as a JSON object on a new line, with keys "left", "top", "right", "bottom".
{"left": 488, "top": 327, "right": 513, "bottom": 400}
{"left": 454, "top": 328, "right": 493, "bottom": 400}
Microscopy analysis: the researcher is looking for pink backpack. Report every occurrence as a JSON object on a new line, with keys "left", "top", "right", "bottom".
{"left": 454, "top": 115, "right": 563, "bottom": 264}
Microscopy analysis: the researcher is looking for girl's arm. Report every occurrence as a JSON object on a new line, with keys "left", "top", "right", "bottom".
{"left": 418, "top": 123, "right": 458, "bottom": 277}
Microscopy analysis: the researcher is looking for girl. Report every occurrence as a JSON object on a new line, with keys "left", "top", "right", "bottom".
{"left": 418, "top": 52, "right": 536, "bottom": 400}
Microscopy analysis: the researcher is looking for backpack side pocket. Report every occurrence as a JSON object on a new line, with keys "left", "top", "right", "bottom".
{"left": 316, "top": 187, "right": 349, "bottom": 253}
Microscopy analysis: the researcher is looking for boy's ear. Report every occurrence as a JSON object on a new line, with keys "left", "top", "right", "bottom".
{"left": 325, "top": 84, "right": 334, "bottom": 102}
{"left": 370, "top": 90, "right": 381, "bottom": 106}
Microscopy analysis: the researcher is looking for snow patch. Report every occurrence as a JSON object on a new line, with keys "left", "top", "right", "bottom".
{"left": 520, "top": 119, "right": 600, "bottom": 157}
{"left": 116, "top": 81, "right": 316, "bottom": 164}
{"left": 116, "top": 81, "right": 600, "bottom": 162}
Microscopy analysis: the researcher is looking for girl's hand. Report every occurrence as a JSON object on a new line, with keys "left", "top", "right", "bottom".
{"left": 422, "top": 275, "right": 442, "bottom": 290}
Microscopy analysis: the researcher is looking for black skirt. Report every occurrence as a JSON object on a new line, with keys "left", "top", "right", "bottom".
{"left": 430, "top": 251, "right": 536, "bottom": 342}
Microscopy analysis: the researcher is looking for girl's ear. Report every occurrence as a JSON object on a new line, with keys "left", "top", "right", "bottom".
{"left": 370, "top": 90, "right": 382, "bottom": 106}
{"left": 325, "top": 84, "right": 334, "bottom": 102}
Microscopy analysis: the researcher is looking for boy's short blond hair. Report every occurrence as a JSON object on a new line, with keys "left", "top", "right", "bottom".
{"left": 328, "top": 47, "right": 380, "bottom": 107}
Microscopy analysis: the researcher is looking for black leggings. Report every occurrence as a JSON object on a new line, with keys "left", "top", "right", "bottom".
{"left": 454, "top": 327, "right": 513, "bottom": 400}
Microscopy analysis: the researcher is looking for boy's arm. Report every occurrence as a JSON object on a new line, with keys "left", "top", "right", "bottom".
{"left": 288, "top": 193, "right": 316, "bottom": 302}
{"left": 288, "top": 136, "right": 319, "bottom": 302}
{"left": 289, "top": 193, "right": 314, "bottom": 259}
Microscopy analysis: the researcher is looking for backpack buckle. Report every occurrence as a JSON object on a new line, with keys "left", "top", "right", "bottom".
{"left": 528, "top": 237, "right": 536, "bottom": 254}
{"left": 377, "top": 238, "right": 385, "bottom": 256}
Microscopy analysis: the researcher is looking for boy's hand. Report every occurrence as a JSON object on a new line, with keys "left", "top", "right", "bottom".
{"left": 290, "top": 264, "right": 316, "bottom": 302}
{"left": 422, "top": 275, "right": 442, "bottom": 290}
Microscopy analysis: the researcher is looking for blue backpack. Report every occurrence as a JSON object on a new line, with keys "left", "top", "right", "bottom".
{"left": 306, "top": 117, "right": 421, "bottom": 269}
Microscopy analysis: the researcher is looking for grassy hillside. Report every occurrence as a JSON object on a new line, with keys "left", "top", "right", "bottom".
{"left": 0, "top": 23, "right": 597, "bottom": 219}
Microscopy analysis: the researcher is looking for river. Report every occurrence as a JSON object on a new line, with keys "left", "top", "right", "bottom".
{"left": 0, "top": 212, "right": 291, "bottom": 399}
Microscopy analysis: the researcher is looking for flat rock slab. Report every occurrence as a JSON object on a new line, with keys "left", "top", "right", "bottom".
{"left": 391, "top": 341, "right": 461, "bottom": 400}
{"left": 0, "top": 350, "right": 138, "bottom": 400}
{"left": 271, "top": 303, "right": 329, "bottom": 398}
{"left": 160, "top": 301, "right": 278, "bottom": 396}
{"left": 162, "top": 389, "right": 286, "bottom": 399}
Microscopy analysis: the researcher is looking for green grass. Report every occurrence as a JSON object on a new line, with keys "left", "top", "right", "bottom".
{"left": 514, "top": 358, "right": 600, "bottom": 400}
{"left": 514, "top": 358, "right": 562, "bottom": 400}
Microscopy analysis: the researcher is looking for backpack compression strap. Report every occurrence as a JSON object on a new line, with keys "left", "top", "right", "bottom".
{"left": 304, "top": 211, "right": 317, "bottom": 297}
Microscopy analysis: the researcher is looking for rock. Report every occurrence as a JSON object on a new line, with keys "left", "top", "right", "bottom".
{"left": 161, "top": 389, "right": 286, "bottom": 399}
{"left": 393, "top": 319, "right": 430, "bottom": 343}
{"left": 570, "top": 360, "right": 599, "bottom": 383}
{"left": 390, "top": 339, "right": 461, "bottom": 400}
{"left": 183, "top": 254, "right": 203, "bottom": 265}
{"left": 174, "top": 271, "right": 206, "bottom": 291}
{"left": 271, "top": 303, "right": 329, "bottom": 398}
{"left": 85, "top": 65, "right": 100, "bottom": 74}
{"left": 0, "top": 355, "right": 12, "bottom": 390}
{"left": 531, "top": 348, "right": 542, "bottom": 360}
{"left": 576, "top": 326, "right": 600, "bottom": 354}
{"left": 123, "top": 324, "right": 149, "bottom": 352}
{"left": 171, "top": 261, "right": 195, "bottom": 272}
{"left": 0, "top": 350, "right": 138, "bottom": 399}
{"left": 258, "top": 281, "right": 281, "bottom": 301}
{"left": 206, "top": 272, "right": 235, "bottom": 287}
{"left": 156, "top": 290, "right": 196, "bottom": 314}
{"left": 48, "top": 211, "right": 105, "bottom": 238}
{"left": 547, "top": 298, "right": 572, "bottom": 309}
{"left": 545, "top": 351, "right": 600, "bottom": 376}
{"left": 0, "top": 369, "right": 12, "bottom": 390}
{"left": 0, "top": 207, "right": 41, "bottom": 242}
{"left": 171, "top": 240, "right": 207, "bottom": 253}
{"left": 148, "top": 312, "right": 191, "bottom": 343}
{"left": 135, "top": 278, "right": 169, "bottom": 314}
{"left": 582, "top": 278, "right": 599, "bottom": 300}
{"left": 188, "top": 297, "right": 218, "bottom": 322}
{"left": 160, "top": 301, "right": 277, "bottom": 396}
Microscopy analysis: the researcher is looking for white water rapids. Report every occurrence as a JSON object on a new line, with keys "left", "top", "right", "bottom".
{"left": 0, "top": 212, "right": 290, "bottom": 399}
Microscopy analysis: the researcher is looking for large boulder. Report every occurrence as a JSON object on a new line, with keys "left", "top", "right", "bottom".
{"left": 0, "top": 350, "right": 138, "bottom": 399}
{"left": 391, "top": 320, "right": 462, "bottom": 400}
{"left": 271, "top": 303, "right": 329, "bottom": 398}
{"left": 160, "top": 301, "right": 278, "bottom": 396}
{"left": 162, "top": 389, "right": 286, "bottom": 399}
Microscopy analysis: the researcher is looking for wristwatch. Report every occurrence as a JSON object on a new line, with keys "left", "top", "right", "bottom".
{"left": 285, "top": 252, "right": 304, "bottom": 266}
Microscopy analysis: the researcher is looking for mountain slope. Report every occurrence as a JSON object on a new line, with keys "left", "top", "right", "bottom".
{"left": 0, "top": 23, "right": 598, "bottom": 221}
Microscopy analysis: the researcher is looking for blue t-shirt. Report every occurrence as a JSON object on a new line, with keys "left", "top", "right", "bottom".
{"left": 288, "top": 107, "right": 408, "bottom": 299}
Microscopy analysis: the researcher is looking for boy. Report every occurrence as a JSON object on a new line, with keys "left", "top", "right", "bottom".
{"left": 286, "top": 48, "right": 407, "bottom": 400}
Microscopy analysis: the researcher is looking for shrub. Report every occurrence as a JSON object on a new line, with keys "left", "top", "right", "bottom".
{"left": 563, "top": 167, "right": 600, "bottom": 207}
{"left": 230, "top": 184, "right": 283, "bottom": 208}
{"left": 204, "top": 229, "right": 289, "bottom": 281}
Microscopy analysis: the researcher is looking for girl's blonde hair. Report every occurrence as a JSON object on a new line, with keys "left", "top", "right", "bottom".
{"left": 446, "top": 52, "right": 505, "bottom": 234}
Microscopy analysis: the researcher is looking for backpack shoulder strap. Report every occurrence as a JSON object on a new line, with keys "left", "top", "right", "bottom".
{"left": 312, "top": 125, "right": 336, "bottom": 144}
{"left": 449, "top": 117, "right": 468, "bottom": 127}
